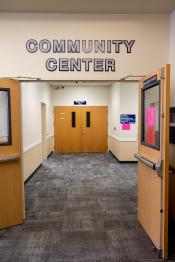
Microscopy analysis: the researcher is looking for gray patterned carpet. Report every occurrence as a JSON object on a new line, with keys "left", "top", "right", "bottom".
{"left": 0, "top": 153, "right": 173, "bottom": 261}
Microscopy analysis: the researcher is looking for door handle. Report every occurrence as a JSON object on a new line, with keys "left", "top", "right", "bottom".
{"left": 0, "top": 156, "right": 20, "bottom": 163}
{"left": 135, "top": 153, "right": 155, "bottom": 169}
{"left": 81, "top": 128, "right": 85, "bottom": 135}
{"left": 134, "top": 153, "right": 162, "bottom": 178}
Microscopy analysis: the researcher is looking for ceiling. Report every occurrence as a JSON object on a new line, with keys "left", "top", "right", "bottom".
{"left": 0, "top": 0, "right": 175, "bottom": 14}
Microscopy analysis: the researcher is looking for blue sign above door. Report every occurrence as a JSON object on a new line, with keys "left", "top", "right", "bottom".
{"left": 120, "top": 114, "right": 136, "bottom": 124}
{"left": 143, "top": 75, "right": 157, "bottom": 86}
{"left": 74, "top": 101, "right": 87, "bottom": 105}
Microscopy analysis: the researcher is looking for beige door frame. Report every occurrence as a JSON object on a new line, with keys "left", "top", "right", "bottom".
{"left": 41, "top": 102, "right": 47, "bottom": 161}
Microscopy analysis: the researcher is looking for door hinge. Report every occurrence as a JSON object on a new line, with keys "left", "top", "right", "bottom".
{"left": 152, "top": 247, "right": 162, "bottom": 259}
{"left": 160, "top": 113, "right": 164, "bottom": 118}
{"left": 160, "top": 67, "right": 165, "bottom": 80}
{"left": 158, "top": 248, "right": 163, "bottom": 258}
{"left": 160, "top": 209, "right": 163, "bottom": 213}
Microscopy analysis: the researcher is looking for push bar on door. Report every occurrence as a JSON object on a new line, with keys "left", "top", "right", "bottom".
{"left": 134, "top": 153, "right": 162, "bottom": 178}
{"left": 135, "top": 153, "right": 155, "bottom": 169}
{"left": 0, "top": 156, "right": 20, "bottom": 163}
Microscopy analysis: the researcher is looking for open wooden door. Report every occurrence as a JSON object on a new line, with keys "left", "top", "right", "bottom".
{"left": 0, "top": 79, "right": 23, "bottom": 229}
{"left": 136, "top": 65, "right": 170, "bottom": 259}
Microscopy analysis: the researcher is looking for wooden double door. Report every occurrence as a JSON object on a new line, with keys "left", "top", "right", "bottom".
{"left": 54, "top": 106, "right": 108, "bottom": 153}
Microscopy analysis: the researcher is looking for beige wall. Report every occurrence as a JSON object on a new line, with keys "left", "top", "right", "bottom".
{"left": 23, "top": 143, "right": 42, "bottom": 181}
{"left": 109, "top": 135, "right": 138, "bottom": 161}
{"left": 108, "top": 82, "right": 138, "bottom": 161}
{"left": 21, "top": 82, "right": 54, "bottom": 181}
{"left": 0, "top": 13, "right": 169, "bottom": 80}
{"left": 51, "top": 84, "right": 110, "bottom": 106}
{"left": 47, "top": 136, "right": 54, "bottom": 156}
{"left": 0, "top": 12, "right": 170, "bottom": 170}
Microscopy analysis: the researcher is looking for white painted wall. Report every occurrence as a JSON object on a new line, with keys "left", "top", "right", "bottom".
{"left": 120, "top": 83, "right": 138, "bottom": 139}
{"left": 0, "top": 13, "right": 169, "bottom": 80}
{"left": 21, "top": 82, "right": 53, "bottom": 151}
{"left": 109, "top": 82, "right": 138, "bottom": 141}
{"left": 108, "top": 83, "right": 120, "bottom": 138}
{"left": 51, "top": 85, "right": 110, "bottom": 106}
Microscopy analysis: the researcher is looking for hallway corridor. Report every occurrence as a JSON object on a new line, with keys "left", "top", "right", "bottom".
{"left": 0, "top": 153, "right": 167, "bottom": 261}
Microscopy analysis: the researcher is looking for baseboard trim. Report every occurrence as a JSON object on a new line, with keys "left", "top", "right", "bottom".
{"left": 24, "top": 163, "right": 42, "bottom": 184}
{"left": 47, "top": 151, "right": 54, "bottom": 158}
{"left": 108, "top": 134, "right": 138, "bottom": 142}
{"left": 24, "top": 151, "right": 53, "bottom": 184}
{"left": 109, "top": 150, "right": 138, "bottom": 164}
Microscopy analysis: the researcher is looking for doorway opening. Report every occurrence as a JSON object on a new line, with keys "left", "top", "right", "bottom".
{"left": 0, "top": 71, "right": 173, "bottom": 260}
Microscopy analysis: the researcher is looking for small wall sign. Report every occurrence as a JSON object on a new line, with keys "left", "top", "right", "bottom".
{"left": 120, "top": 114, "right": 136, "bottom": 124}
{"left": 143, "top": 75, "right": 157, "bottom": 86}
{"left": 74, "top": 101, "right": 87, "bottom": 105}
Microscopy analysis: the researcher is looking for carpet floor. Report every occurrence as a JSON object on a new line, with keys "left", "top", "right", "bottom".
{"left": 0, "top": 153, "right": 174, "bottom": 262}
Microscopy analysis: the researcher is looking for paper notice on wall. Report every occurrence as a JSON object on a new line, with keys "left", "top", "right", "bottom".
{"left": 122, "top": 123, "right": 131, "bottom": 130}
{"left": 146, "top": 107, "right": 156, "bottom": 126}
{"left": 146, "top": 125, "right": 155, "bottom": 145}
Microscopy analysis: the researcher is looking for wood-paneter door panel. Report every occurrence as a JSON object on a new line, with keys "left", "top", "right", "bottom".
{"left": 137, "top": 65, "right": 170, "bottom": 259}
{"left": 81, "top": 106, "right": 108, "bottom": 153}
{"left": 54, "top": 106, "right": 81, "bottom": 153}
{"left": 0, "top": 79, "right": 23, "bottom": 229}
{"left": 54, "top": 106, "right": 108, "bottom": 153}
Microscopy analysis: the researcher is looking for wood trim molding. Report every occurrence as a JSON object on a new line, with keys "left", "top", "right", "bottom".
{"left": 23, "top": 134, "right": 54, "bottom": 153}
{"left": 23, "top": 140, "right": 42, "bottom": 153}
{"left": 47, "top": 134, "right": 54, "bottom": 138}
{"left": 108, "top": 133, "right": 138, "bottom": 142}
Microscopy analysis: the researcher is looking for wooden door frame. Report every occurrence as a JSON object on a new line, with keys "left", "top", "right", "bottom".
{"left": 41, "top": 102, "right": 47, "bottom": 161}
{"left": 162, "top": 64, "right": 170, "bottom": 259}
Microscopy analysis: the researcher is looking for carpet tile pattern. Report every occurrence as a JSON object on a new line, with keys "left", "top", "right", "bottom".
{"left": 0, "top": 153, "right": 174, "bottom": 261}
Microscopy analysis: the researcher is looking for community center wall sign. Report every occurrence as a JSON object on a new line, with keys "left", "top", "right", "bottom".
{"left": 26, "top": 39, "right": 135, "bottom": 73}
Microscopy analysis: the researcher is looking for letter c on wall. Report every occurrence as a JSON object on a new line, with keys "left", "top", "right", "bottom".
{"left": 46, "top": 58, "right": 57, "bottom": 72}
{"left": 26, "top": 39, "right": 38, "bottom": 53}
